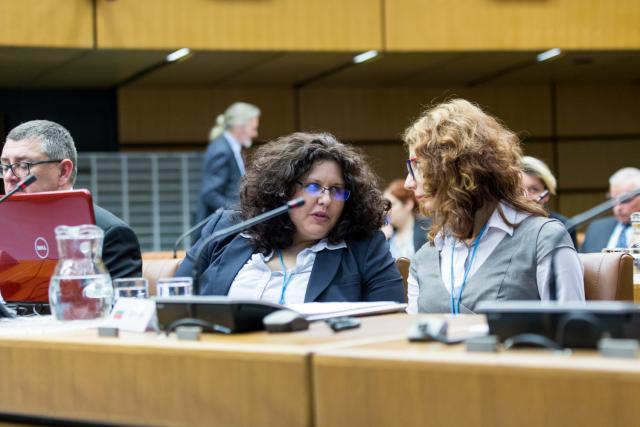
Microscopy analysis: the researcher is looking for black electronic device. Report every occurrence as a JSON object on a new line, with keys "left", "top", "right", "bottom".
{"left": 263, "top": 309, "right": 310, "bottom": 333}
{"left": 154, "top": 296, "right": 284, "bottom": 334}
{"left": 477, "top": 301, "right": 640, "bottom": 349}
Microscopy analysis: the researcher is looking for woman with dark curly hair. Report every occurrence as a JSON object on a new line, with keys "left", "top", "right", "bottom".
{"left": 176, "top": 132, "right": 404, "bottom": 303}
{"left": 403, "top": 99, "right": 584, "bottom": 314}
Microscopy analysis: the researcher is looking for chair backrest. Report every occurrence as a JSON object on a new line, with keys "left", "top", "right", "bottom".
{"left": 142, "top": 258, "right": 183, "bottom": 296}
{"left": 393, "top": 252, "right": 634, "bottom": 303}
{"left": 395, "top": 257, "right": 410, "bottom": 303}
{"left": 578, "top": 252, "right": 633, "bottom": 301}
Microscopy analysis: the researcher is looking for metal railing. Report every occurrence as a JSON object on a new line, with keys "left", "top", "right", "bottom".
{"left": 76, "top": 152, "right": 203, "bottom": 252}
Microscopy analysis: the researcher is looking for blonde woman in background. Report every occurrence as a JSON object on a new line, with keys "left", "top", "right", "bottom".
{"left": 196, "top": 102, "right": 261, "bottom": 222}
{"left": 403, "top": 99, "right": 584, "bottom": 314}
{"left": 521, "top": 156, "right": 578, "bottom": 248}
{"left": 382, "top": 179, "right": 431, "bottom": 259}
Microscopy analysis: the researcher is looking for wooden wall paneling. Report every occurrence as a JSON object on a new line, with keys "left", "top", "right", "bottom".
{"left": 385, "top": 0, "right": 640, "bottom": 51}
{"left": 97, "top": 0, "right": 382, "bottom": 51}
{"left": 557, "top": 139, "right": 640, "bottom": 190}
{"left": 351, "top": 142, "right": 408, "bottom": 187}
{"left": 558, "top": 192, "right": 609, "bottom": 219}
{"left": 117, "top": 86, "right": 295, "bottom": 144}
{"left": 298, "top": 85, "right": 551, "bottom": 141}
{"left": 0, "top": 0, "right": 93, "bottom": 48}
{"left": 556, "top": 84, "right": 640, "bottom": 137}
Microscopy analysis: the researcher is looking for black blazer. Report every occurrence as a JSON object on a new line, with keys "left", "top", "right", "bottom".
{"left": 581, "top": 216, "right": 618, "bottom": 253}
{"left": 94, "top": 205, "right": 142, "bottom": 279}
{"left": 176, "top": 211, "right": 405, "bottom": 303}
{"left": 196, "top": 135, "right": 243, "bottom": 222}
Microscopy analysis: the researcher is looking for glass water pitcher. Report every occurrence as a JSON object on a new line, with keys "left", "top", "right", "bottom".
{"left": 49, "top": 224, "right": 113, "bottom": 321}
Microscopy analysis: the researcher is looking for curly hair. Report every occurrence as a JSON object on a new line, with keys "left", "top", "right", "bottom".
{"left": 240, "top": 132, "right": 388, "bottom": 252}
{"left": 403, "top": 99, "right": 546, "bottom": 241}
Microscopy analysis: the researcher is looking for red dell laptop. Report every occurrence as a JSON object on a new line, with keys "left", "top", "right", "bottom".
{"left": 0, "top": 190, "right": 95, "bottom": 303}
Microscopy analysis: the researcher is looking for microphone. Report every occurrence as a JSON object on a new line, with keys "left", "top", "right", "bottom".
{"left": 547, "top": 187, "right": 640, "bottom": 300}
{"left": 0, "top": 175, "right": 37, "bottom": 205}
{"left": 172, "top": 208, "right": 222, "bottom": 259}
{"left": 190, "top": 197, "right": 305, "bottom": 296}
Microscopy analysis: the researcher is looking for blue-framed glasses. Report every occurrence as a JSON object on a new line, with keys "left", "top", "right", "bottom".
{"left": 406, "top": 156, "right": 419, "bottom": 181}
{"left": 296, "top": 181, "right": 350, "bottom": 201}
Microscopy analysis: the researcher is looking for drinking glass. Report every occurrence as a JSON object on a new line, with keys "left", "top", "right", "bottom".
{"left": 113, "top": 278, "right": 149, "bottom": 300}
{"left": 156, "top": 277, "right": 193, "bottom": 297}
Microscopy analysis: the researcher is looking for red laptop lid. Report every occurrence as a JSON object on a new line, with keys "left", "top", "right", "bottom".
{"left": 0, "top": 189, "right": 95, "bottom": 303}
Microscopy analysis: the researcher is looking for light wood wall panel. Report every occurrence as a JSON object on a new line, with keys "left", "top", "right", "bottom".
{"left": 556, "top": 84, "right": 640, "bottom": 137}
{"left": 386, "top": 0, "right": 640, "bottom": 50}
{"left": 118, "top": 86, "right": 295, "bottom": 144}
{"left": 299, "top": 85, "right": 551, "bottom": 140}
{"left": 97, "top": 0, "right": 381, "bottom": 51}
{"left": 0, "top": 0, "right": 93, "bottom": 48}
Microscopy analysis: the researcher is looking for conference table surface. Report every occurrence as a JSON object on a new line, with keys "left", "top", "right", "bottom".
{"left": 1, "top": 313, "right": 640, "bottom": 427}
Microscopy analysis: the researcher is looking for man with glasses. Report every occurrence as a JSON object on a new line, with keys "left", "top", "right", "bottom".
{"left": 582, "top": 167, "right": 640, "bottom": 252}
{"left": 1, "top": 120, "right": 142, "bottom": 279}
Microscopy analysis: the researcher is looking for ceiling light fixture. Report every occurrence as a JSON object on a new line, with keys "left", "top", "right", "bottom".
{"left": 536, "top": 48, "right": 562, "bottom": 62}
{"left": 353, "top": 50, "right": 379, "bottom": 64}
{"left": 166, "top": 48, "right": 193, "bottom": 63}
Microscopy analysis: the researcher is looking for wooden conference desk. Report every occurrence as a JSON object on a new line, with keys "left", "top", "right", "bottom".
{"left": 1, "top": 314, "right": 640, "bottom": 427}
{"left": 0, "top": 314, "right": 408, "bottom": 427}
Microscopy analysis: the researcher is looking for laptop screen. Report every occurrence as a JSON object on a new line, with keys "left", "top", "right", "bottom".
{"left": 0, "top": 190, "right": 95, "bottom": 303}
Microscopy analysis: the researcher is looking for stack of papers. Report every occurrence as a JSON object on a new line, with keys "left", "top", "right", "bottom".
{"left": 286, "top": 301, "right": 407, "bottom": 321}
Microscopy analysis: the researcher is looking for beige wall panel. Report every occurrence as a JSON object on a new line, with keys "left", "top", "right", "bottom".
{"left": 0, "top": 0, "right": 92, "bottom": 48}
{"left": 522, "top": 141, "right": 555, "bottom": 170}
{"left": 557, "top": 139, "right": 640, "bottom": 190}
{"left": 556, "top": 84, "right": 640, "bottom": 137}
{"left": 97, "top": 0, "right": 381, "bottom": 51}
{"left": 299, "top": 85, "right": 551, "bottom": 141}
{"left": 352, "top": 142, "right": 408, "bottom": 187}
{"left": 558, "top": 192, "right": 608, "bottom": 219}
{"left": 386, "top": 0, "right": 640, "bottom": 50}
{"left": 118, "top": 86, "right": 295, "bottom": 144}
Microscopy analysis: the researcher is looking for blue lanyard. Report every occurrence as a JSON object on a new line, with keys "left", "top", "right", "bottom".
{"left": 276, "top": 249, "right": 294, "bottom": 305}
{"left": 450, "top": 223, "right": 488, "bottom": 315}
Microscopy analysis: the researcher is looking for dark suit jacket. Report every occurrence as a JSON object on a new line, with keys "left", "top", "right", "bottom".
{"left": 196, "top": 135, "right": 243, "bottom": 222}
{"left": 94, "top": 205, "right": 142, "bottom": 279}
{"left": 549, "top": 210, "right": 578, "bottom": 249}
{"left": 581, "top": 216, "right": 618, "bottom": 253}
{"left": 175, "top": 211, "right": 405, "bottom": 303}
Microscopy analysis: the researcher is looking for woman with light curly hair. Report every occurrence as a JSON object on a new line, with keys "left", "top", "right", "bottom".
{"left": 176, "top": 132, "right": 404, "bottom": 303}
{"left": 403, "top": 99, "right": 584, "bottom": 314}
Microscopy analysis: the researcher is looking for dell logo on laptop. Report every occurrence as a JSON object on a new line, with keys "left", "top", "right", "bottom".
{"left": 34, "top": 237, "right": 50, "bottom": 259}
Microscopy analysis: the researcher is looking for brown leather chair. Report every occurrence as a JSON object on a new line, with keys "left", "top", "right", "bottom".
{"left": 395, "top": 257, "right": 410, "bottom": 303}
{"left": 142, "top": 258, "right": 183, "bottom": 296}
{"left": 578, "top": 252, "right": 634, "bottom": 301}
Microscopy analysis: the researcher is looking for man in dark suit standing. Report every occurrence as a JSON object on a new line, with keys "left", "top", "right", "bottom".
{"left": 582, "top": 167, "right": 640, "bottom": 253}
{"left": 1, "top": 120, "right": 142, "bottom": 279}
{"left": 196, "top": 102, "right": 261, "bottom": 223}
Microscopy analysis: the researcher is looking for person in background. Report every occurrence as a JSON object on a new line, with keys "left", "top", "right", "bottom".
{"left": 381, "top": 179, "right": 431, "bottom": 259}
{"left": 403, "top": 99, "right": 584, "bottom": 314}
{"left": 196, "top": 102, "right": 261, "bottom": 222}
{"left": 521, "top": 156, "right": 578, "bottom": 248}
{"left": 582, "top": 167, "right": 640, "bottom": 252}
{"left": 1, "top": 120, "right": 142, "bottom": 279}
{"left": 176, "top": 132, "right": 404, "bottom": 303}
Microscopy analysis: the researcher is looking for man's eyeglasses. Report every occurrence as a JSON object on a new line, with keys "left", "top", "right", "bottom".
{"left": 0, "top": 160, "right": 62, "bottom": 178}
{"left": 296, "top": 181, "right": 350, "bottom": 201}
{"left": 406, "top": 157, "right": 419, "bottom": 181}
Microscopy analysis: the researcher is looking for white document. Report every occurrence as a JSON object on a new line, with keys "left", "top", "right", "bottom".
{"left": 286, "top": 301, "right": 407, "bottom": 321}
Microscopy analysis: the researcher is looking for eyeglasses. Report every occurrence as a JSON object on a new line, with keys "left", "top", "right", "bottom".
{"left": 296, "top": 181, "right": 351, "bottom": 201}
{"left": 0, "top": 160, "right": 62, "bottom": 178}
{"left": 406, "top": 157, "right": 419, "bottom": 181}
